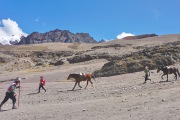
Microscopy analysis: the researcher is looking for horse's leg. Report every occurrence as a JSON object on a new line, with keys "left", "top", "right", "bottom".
{"left": 72, "top": 81, "right": 77, "bottom": 90}
{"left": 166, "top": 74, "right": 168, "bottom": 82}
{"left": 78, "top": 81, "right": 82, "bottom": 88}
{"left": 161, "top": 74, "right": 165, "bottom": 80}
{"left": 89, "top": 80, "right": 94, "bottom": 88}
{"left": 85, "top": 80, "right": 89, "bottom": 89}
{"left": 174, "top": 73, "right": 177, "bottom": 80}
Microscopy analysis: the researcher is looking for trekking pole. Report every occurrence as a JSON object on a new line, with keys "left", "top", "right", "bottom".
{"left": 18, "top": 82, "right": 20, "bottom": 107}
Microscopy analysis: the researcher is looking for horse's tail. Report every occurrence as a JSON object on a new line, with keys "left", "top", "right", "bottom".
{"left": 177, "top": 69, "right": 180, "bottom": 77}
{"left": 91, "top": 75, "right": 96, "bottom": 81}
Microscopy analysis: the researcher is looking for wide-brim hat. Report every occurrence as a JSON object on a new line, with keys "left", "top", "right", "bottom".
{"left": 14, "top": 77, "right": 21, "bottom": 82}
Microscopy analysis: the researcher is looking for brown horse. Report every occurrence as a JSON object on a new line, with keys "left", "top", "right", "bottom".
{"left": 67, "top": 73, "right": 95, "bottom": 90}
{"left": 157, "top": 66, "right": 180, "bottom": 81}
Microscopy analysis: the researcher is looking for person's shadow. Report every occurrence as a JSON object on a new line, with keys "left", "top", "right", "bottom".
{"left": 27, "top": 92, "right": 39, "bottom": 95}
{"left": 0, "top": 109, "right": 12, "bottom": 112}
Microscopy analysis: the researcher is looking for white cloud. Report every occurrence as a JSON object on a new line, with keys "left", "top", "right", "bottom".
{"left": 117, "top": 32, "right": 135, "bottom": 39}
{"left": 0, "top": 18, "right": 28, "bottom": 45}
{"left": 152, "top": 8, "right": 161, "bottom": 21}
{"left": 35, "top": 18, "right": 39, "bottom": 22}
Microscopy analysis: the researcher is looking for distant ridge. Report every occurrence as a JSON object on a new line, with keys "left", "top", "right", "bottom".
{"left": 18, "top": 29, "right": 97, "bottom": 44}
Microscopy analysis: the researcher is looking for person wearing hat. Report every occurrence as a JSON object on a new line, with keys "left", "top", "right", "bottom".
{"left": 144, "top": 66, "right": 151, "bottom": 83}
{"left": 0, "top": 77, "right": 21, "bottom": 111}
{"left": 37, "top": 76, "right": 46, "bottom": 93}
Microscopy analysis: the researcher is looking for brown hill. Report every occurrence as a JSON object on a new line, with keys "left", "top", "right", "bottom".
{"left": 0, "top": 34, "right": 179, "bottom": 76}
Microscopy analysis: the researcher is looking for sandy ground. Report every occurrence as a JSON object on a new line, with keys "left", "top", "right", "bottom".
{"left": 0, "top": 59, "right": 180, "bottom": 120}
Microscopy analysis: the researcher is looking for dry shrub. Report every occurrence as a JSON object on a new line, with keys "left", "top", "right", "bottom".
{"left": 68, "top": 43, "right": 80, "bottom": 50}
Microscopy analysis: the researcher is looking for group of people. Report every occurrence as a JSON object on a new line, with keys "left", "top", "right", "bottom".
{"left": 0, "top": 76, "right": 47, "bottom": 111}
{"left": 0, "top": 66, "right": 151, "bottom": 111}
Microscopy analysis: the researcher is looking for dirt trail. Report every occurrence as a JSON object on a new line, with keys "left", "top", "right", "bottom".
{"left": 1, "top": 64, "right": 180, "bottom": 120}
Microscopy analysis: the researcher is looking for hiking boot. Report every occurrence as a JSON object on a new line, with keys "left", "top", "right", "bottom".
{"left": 12, "top": 106, "right": 17, "bottom": 109}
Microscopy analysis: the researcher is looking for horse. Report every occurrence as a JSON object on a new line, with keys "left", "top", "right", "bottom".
{"left": 157, "top": 66, "right": 180, "bottom": 81}
{"left": 67, "top": 73, "right": 95, "bottom": 90}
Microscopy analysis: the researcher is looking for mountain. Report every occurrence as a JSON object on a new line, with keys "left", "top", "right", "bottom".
{"left": 98, "top": 39, "right": 106, "bottom": 43}
{"left": 18, "top": 29, "right": 97, "bottom": 44}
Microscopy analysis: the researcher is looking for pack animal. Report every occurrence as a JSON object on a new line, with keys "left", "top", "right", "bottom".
{"left": 157, "top": 66, "right": 180, "bottom": 81}
{"left": 67, "top": 73, "right": 95, "bottom": 90}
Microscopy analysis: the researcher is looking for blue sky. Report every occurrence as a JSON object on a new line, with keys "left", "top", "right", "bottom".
{"left": 0, "top": 0, "right": 180, "bottom": 44}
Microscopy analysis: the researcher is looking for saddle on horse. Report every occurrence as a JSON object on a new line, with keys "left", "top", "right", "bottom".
{"left": 79, "top": 73, "right": 86, "bottom": 81}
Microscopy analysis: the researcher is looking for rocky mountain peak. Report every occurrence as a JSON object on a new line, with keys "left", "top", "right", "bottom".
{"left": 18, "top": 29, "right": 97, "bottom": 44}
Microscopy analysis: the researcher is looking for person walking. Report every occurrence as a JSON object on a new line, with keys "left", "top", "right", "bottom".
{"left": 37, "top": 76, "right": 46, "bottom": 93}
{"left": 144, "top": 66, "right": 151, "bottom": 83}
{"left": 0, "top": 77, "right": 21, "bottom": 111}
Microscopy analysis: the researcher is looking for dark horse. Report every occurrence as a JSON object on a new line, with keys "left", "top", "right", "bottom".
{"left": 67, "top": 73, "right": 95, "bottom": 90}
{"left": 157, "top": 66, "right": 180, "bottom": 81}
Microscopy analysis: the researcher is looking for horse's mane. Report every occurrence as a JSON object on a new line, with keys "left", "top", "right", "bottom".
{"left": 70, "top": 73, "right": 80, "bottom": 75}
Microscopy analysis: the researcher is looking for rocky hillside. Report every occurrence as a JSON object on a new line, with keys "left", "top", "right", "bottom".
{"left": 0, "top": 35, "right": 179, "bottom": 77}
{"left": 93, "top": 41, "right": 180, "bottom": 77}
{"left": 18, "top": 29, "right": 97, "bottom": 44}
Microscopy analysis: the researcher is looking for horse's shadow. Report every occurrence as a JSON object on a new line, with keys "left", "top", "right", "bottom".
{"left": 159, "top": 80, "right": 173, "bottom": 83}
{"left": 138, "top": 80, "right": 174, "bottom": 86}
{"left": 57, "top": 89, "right": 82, "bottom": 93}
{"left": 27, "top": 92, "right": 39, "bottom": 95}
{"left": 151, "top": 80, "right": 174, "bottom": 84}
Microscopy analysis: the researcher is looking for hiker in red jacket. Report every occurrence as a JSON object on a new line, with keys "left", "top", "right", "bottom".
{"left": 37, "top": 76, "right": 46, "bottom": 93}
{"left": 0, "top": 77, "right": 21, "bottom": 111}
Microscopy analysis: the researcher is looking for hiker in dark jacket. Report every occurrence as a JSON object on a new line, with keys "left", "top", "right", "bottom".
{"left": 0, "top": 77, "right": 21, "bottom": 111}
